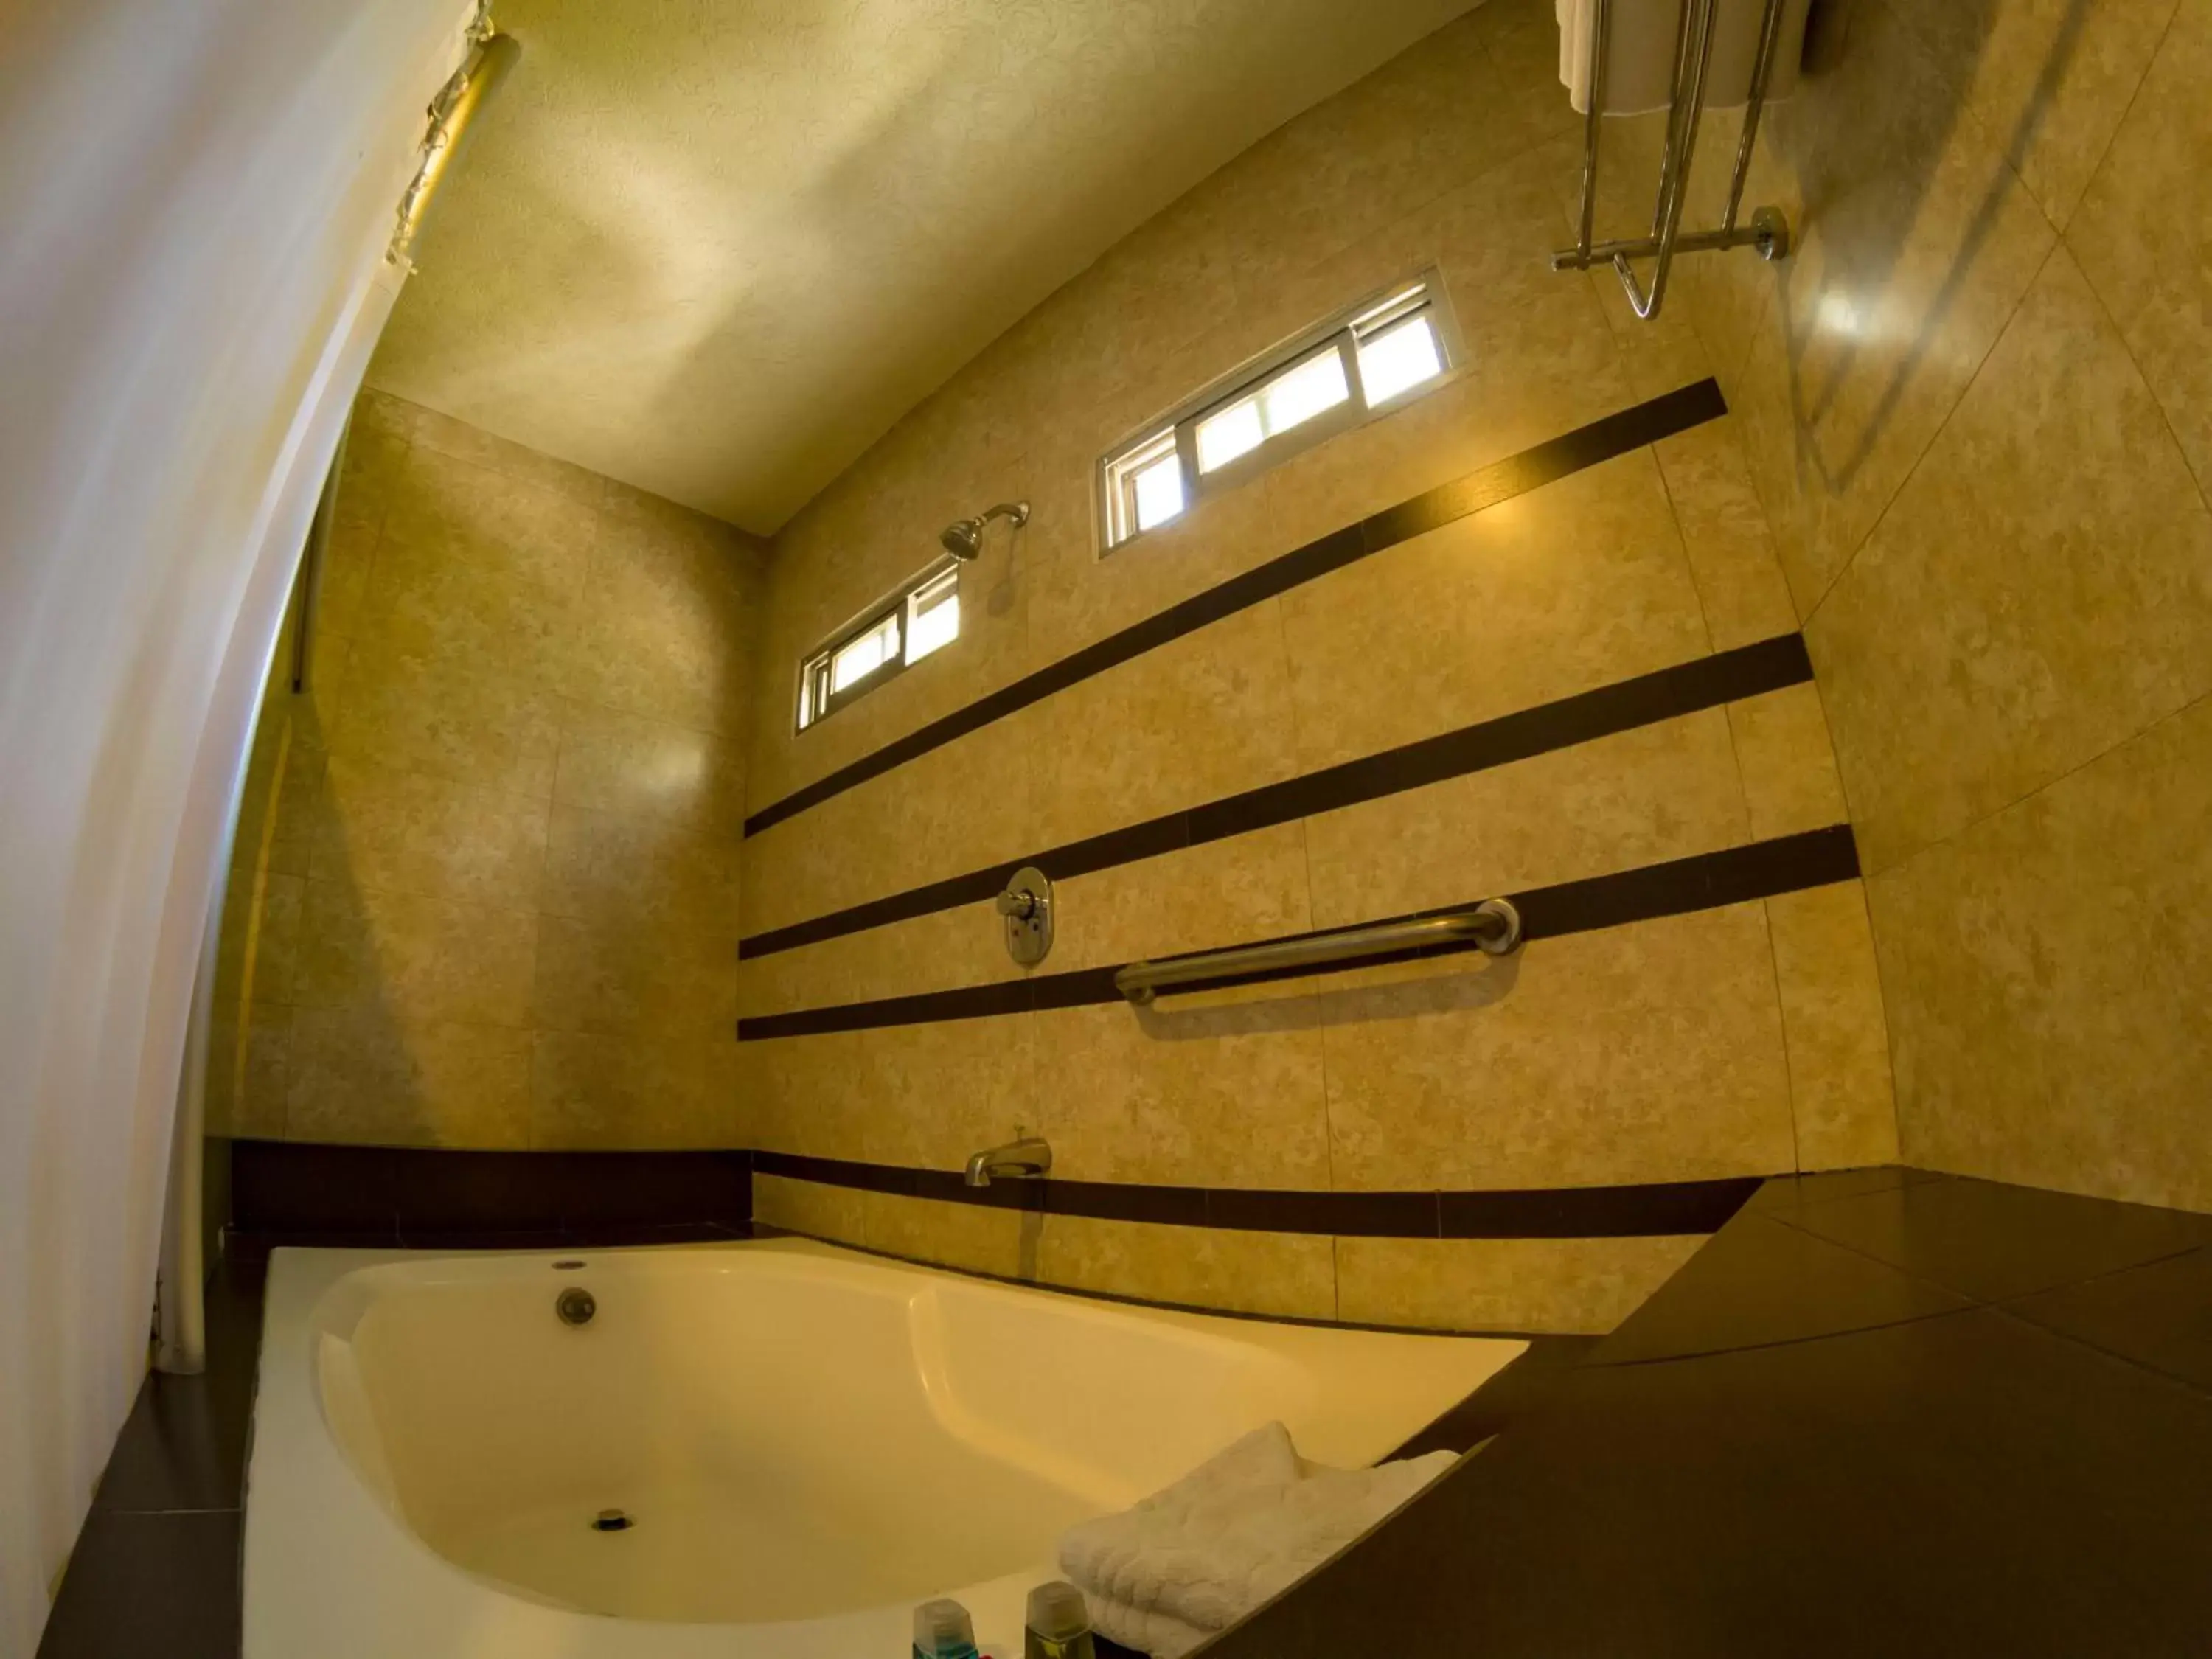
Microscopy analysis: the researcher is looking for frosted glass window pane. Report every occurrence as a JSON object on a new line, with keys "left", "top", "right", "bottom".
{"left": 1357, "top": 313, "right": 1442, "bottom": 405}
{"left": 1259, "top": 348, "right": 1349, "bottom": 434}
{"left": 906, "top": 577, "right": 959, "bottom": 662}
{"left": 1133, "top": 453, "right": 1185, "bottom": 530}
{"left": 1097, "top": 274, "right": 1448, "bottom": 557}
{"left": 1195, "top": 398, "right": 1264, "bottom": 473}
{"left": 830, "top": 613, "right": 897, "bottom": 692}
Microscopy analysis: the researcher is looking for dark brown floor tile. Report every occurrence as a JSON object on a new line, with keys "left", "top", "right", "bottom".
{"left": 2006, "top": 1245, "right": 2212, "bottom": 1395}
{"left": 93, "top": 1374, "right": 243, "bottom": 1515}
{"left": 1593, "top": 1211, "right": 1970, "bottom": 1364}
{"left": 1388, "top": 1336, "right": 1600, "bottom": 1458}
{"left": 95, "top": 1258, "right": 265, "bottom": 1514}
{"left": 1205, "top": 1310, "right": 2212, "bottom": 1658}
{"left": 37, "top": 1510, "right": 240, "bottom": 1658}
{"left": 1742, "top": 1164, "right": 1944, "bottom": 1214}
{"left": 1775, "top": 1172, "right": 2212, "bottom": 1301}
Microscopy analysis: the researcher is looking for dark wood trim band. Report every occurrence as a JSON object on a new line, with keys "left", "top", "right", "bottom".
{"left": 736, "top": 824, "right": 1861, "bottom": 1040}
{"left": 228, "top": 1141, "right": 754, "bottom": 1242}
{"left": 740, "top": 630, "right": 1813, "bottom": 961}
{"left": 220, "top": 1139, "right": 1756, "bottom": 1253}
{"left": 743, "top": 378, "right": 1729, "bottom": 839}
{"left": 751, "top": 1150, "right": 1762, "bottom": 1239}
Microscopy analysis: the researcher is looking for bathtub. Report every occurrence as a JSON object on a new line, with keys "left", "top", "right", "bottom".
{"left": 246, "top": 1238, "right": 1524, "bottom": 1658}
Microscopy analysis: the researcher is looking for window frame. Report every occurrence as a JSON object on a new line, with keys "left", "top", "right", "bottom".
{"left": 1096, "top": 268, "right": 1461, "bottom": 555}
{"left": 794, "top": 556, "right": 964, "bottom": 733}
{"left": 1102, "top": 425, "right": 1185, "bottom": 550}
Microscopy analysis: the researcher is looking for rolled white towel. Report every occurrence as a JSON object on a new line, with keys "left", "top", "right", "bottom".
{"left": 1557, "top": 0, "right": 1811, "bottom": 116}
{"left": 1057, "top": 1422, "right": 1457, "bottom": 1657}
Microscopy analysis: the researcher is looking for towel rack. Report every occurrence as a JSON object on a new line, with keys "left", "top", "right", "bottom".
{"left": 1113, "top": 900, "right": 1522, "bottom": 1006}
{"left": 1551, "top": 0, "right": 1794, "bottom": 319}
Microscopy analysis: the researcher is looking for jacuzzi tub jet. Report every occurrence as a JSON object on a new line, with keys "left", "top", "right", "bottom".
{"left": 591, "top": 1509, "right": 634, "bottom": 1534}
{"left": 556, "top": 1287, "right": 597, "bottom": 1326}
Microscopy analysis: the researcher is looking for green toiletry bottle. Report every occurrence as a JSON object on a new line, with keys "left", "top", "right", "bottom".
{"left": 914, "top": 1597, "right": 981, "bottom": 1659}
{"left": 1023, "top": 1581, "right": 1097, "bottom": 1659}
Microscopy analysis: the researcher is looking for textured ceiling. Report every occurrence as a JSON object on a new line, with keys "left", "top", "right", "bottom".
{"left": 365, "top": 0, "right": 1481, "bottom": 533}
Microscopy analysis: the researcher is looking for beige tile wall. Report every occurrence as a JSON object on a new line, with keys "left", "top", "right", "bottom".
{"left": 204, "top": 390, "right": 764, "bottom": 1150}
{"left": 1626, "top": 0, "right": 2212, "bottom": 1211}
{"left": 736, "top": 6, "right": 1894, "bottom": 1332}
{"left": 206, "top": 0, "right": 2212, "bottom": 1322}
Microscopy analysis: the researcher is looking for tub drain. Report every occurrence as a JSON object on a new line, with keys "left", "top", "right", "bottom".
{"left": 591, "top": 1509, "right": 633, "bottom": 1534}
{"left": 556, "top": 1287, "right": 597, "bottom": 1326}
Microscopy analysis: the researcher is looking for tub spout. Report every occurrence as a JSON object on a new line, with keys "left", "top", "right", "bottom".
{"left": 964, "top": 1137, "right": 1051, "bottom": 1188}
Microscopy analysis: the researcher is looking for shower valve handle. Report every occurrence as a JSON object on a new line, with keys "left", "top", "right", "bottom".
{"left": 995, "top": 866, "right": 1054, "bottom": 966}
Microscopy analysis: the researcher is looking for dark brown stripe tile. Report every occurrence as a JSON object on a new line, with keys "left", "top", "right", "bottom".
{"left": 741, "top": 978, "right": 1040, "bottom": 1039}
{"left": 740, "top": 633, "right": 1813, "bottom": 960}
{"left": 1509, "top": 824, "right": 1860, "bottom": 940}
{"left": 229, "top": 1141, "right": 399, "bottom": 1235}
{"left": 737, "top": 827, "right": 1860, "bottom": 1041}
{"left": 1209, "top": 1187, "right": 1442, "bottom": 1237}
{"left": 1438, "top": 1177, "right": 1763, "bottom": 1239}
{"left": 753, "top": 1151, "right": 914, "bottom": 1196}
{"left": 1180, "top": 633, "right": 1813, "bottom": 847}
{"left": 744, "top": 866, "right": 1016, "bottom": 956}
{"left": 1026, "top": 966, "right": 1130, "bottom": 1011}
{"left": 1053, "top": 1179, "right": 1214, "bottom": 1228}
{"left": 748, "top": 1154, "right": 1759, "bottom": 1241}
{"left": 229, "top": 1141, "right": 752, "bottom": 1238}
{"left": 743, "top": 380, "right": 1727, "bottom": 838}
{"left": 1359, "top": 380, "right": 1726, "bottom": 549}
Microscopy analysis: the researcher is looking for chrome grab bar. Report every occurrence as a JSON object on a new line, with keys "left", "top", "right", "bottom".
{"left": 1113, "top": 899, "right": 1521, "bottom": 1006}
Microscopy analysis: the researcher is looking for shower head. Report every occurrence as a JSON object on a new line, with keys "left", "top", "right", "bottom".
{"left": 939, "top": 519, "right": 984, "bottom": 561}
{"left": 939, "top": 500, "right": 1030, "bottom": 561}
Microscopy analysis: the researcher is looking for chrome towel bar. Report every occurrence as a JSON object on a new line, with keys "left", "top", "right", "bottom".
{"left": 1114, "top": 899, "right": 1522, "bottom": 1006}
{"left": 1551, "top": 0, "right": 1795, "bottom": 319}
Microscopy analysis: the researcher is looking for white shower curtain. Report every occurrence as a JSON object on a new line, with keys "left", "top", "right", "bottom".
{"left": 0, "top": 2, "right": 475, "bottom": 1652}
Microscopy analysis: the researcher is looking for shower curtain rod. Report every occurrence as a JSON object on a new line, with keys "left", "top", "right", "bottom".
{"left": 390, "top": 27, "right": 520, "bottom": 262}
{"left": 291, "top": 22, "right": 521, "bottom": 700}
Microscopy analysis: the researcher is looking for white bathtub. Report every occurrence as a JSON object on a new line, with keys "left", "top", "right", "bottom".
{"left": 246, "top": 1238, "right": 1524, "bottom": 1658}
